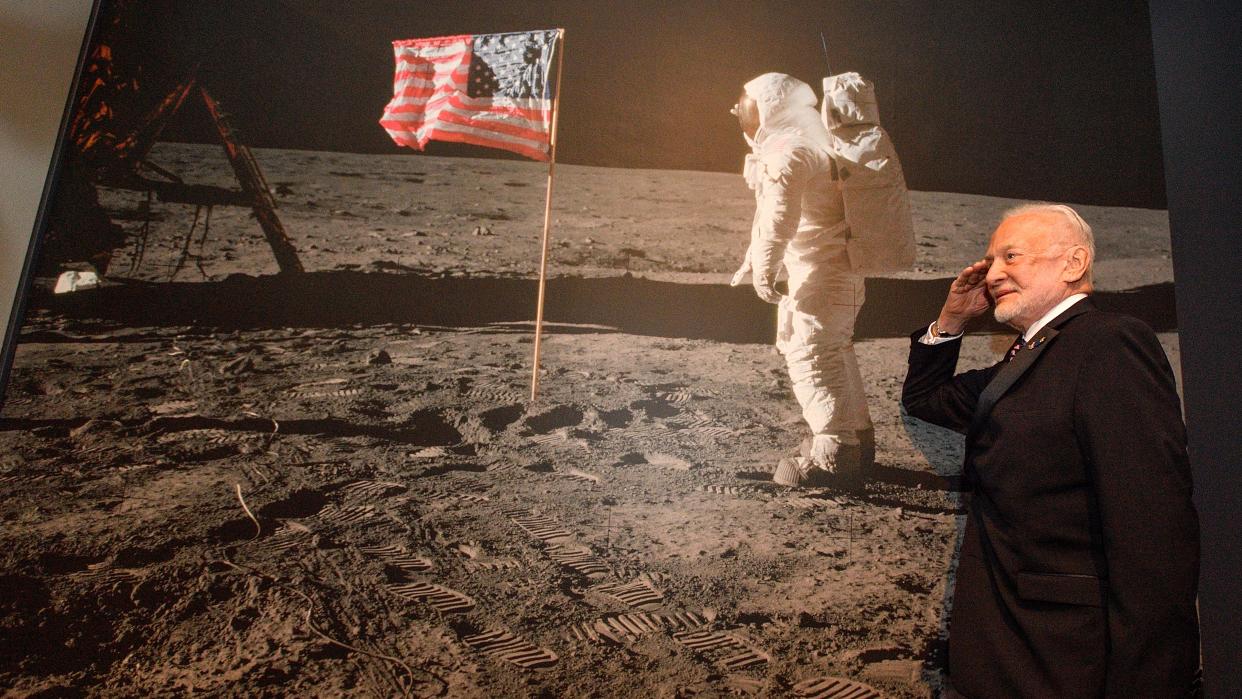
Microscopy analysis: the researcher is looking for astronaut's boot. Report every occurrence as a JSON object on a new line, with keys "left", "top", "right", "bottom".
{"left": 858, "top": 426, "right": 876, "bottom": 476}
{"left": 773, "top": 457, "right": 808, "bottom": 487}
{"left": 805, "top": 433, "right": 865, "bottom": 490}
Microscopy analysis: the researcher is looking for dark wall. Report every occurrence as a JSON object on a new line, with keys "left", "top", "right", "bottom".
{"left": 107, "top": 0, "right": 1164, "bottom": 207}
{"left": 1150, "top": 1, "right": 1242, "bottom": 693}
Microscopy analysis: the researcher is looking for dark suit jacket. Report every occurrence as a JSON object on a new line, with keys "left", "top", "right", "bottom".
{"left": 902, "top": 297, "right": 1199, "bottom": 698}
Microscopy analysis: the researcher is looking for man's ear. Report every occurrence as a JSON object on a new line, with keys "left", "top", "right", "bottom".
{"left": 1061, "top": 245, "right": 1090, "bottom": 283}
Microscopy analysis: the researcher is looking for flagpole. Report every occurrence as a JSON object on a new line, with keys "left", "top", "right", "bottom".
{"left": 530, "top": 28, "right": 565, "bottom": 402}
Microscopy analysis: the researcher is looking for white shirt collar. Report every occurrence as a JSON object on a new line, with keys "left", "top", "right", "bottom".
{"left": 1024, "top": 293, "right": 1089, "bottom": 341}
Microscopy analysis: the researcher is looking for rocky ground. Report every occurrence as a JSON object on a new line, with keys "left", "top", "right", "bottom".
{"left": 95, "top": 144, "right": 1173, "bottom": 289}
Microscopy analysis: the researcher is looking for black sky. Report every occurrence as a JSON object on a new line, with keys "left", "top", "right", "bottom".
{"left": 104, "top": 0, "right": 1165, "bottom": 208}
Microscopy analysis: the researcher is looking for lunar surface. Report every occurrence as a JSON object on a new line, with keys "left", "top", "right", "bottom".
{"left": 0, "top": 143, "right": 1178, "bottom": 697}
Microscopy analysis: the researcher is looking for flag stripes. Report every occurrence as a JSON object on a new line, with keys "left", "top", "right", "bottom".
{"left": 380, "top": 29, "right": 558, "bottom": 161}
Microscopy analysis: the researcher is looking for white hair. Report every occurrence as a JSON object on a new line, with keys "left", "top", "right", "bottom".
{"left": 1002, "top": 202, "right": 1095, "bottom": 282}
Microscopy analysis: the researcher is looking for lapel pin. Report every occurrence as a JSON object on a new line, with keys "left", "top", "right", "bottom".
{"left": 1026, "top": 337, "right": 1045, "bottom": 350}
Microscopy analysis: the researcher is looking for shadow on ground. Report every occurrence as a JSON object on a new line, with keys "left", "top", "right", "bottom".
{"left": 22, "top": 272, "right": 1177, "bottom": 342}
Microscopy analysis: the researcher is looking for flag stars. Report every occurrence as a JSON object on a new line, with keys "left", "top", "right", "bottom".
{"left": 468, "top": 61, "right": 501, "bottom": 98}
{"left": 473, "top": 74, "right": 499, "bottom": 94}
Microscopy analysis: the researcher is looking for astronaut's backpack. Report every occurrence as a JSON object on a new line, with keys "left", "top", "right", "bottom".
{"left": 821, "top": 72, "right": 916, "bottom": 274}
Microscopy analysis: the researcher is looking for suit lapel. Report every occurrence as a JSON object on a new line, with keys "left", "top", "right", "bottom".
{"left": 969, "top": 328, "right": 1059, "bottom": 436}
{"left": 968, "top": 298, "right": 1095, "bottom": 438}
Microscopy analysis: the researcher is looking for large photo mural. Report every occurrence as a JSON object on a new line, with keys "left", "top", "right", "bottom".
{"left": 0, "top": 2, "right": 1182, "bottom": 696}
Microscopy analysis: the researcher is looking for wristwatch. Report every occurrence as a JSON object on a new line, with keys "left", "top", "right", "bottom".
{"left": 930, "top": 320, "right": 958, "bottom": 338}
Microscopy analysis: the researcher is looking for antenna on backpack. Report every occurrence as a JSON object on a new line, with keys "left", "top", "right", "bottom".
{"left": 820, "top": 31, "right": 833, "bottom": 75}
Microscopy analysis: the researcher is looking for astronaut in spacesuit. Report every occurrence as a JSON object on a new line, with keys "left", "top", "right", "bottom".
{"left": 730, "top": 72, "right": 874, "bottom": 486}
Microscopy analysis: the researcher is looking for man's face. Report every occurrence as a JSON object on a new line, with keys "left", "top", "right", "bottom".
{"left": 984, "top": 213, "right": 1076, "bottom": 332}
{"left": 732, "top": 93, "right": 760, "bottom": 140}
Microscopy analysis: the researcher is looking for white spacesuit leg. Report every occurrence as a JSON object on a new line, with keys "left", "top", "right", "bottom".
{"left": 776, "top": 270, "right": 872, "bottom": 476}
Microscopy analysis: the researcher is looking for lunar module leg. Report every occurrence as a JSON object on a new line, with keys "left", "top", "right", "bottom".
{"left": 200, "top": 87, "right": 303, "bottom": 274}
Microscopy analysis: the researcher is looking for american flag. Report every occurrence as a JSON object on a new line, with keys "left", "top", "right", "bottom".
{"left": 380, "top": 29, "right": 560, "bottom": 162}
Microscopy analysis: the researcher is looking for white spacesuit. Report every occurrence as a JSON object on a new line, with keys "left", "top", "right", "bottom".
{"left": 731, "top": 73, "right": 873, "bottom": 481}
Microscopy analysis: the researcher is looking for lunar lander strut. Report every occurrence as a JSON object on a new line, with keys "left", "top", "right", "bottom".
{"left": 49, "top": 21, "right": 303, "bottom": 278}
{"left": 91, "top": 77, "right": 304, "bottom": 276}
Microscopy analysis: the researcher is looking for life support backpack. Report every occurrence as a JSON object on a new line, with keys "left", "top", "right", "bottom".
{"left": 822, "top": 72, "right": 916, "bottom": 274}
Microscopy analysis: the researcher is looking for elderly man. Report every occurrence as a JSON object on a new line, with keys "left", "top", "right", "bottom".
{"left": 730, "top": 72, "right": 874, "bottom": 485}
{"left": 902, "top": 204, "right": 1200, "bottom": 697}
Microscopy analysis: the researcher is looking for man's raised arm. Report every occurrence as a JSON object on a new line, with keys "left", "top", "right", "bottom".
{"left": 901, "top": 259, "right": 997, "bottom": 433}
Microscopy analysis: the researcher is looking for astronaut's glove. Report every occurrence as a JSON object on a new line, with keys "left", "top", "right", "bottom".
{"left": 752, "top": 271, "right": 783, "bottom": 304}
{"left": 730, "top": 258, "right": 751, "bottom": 287}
